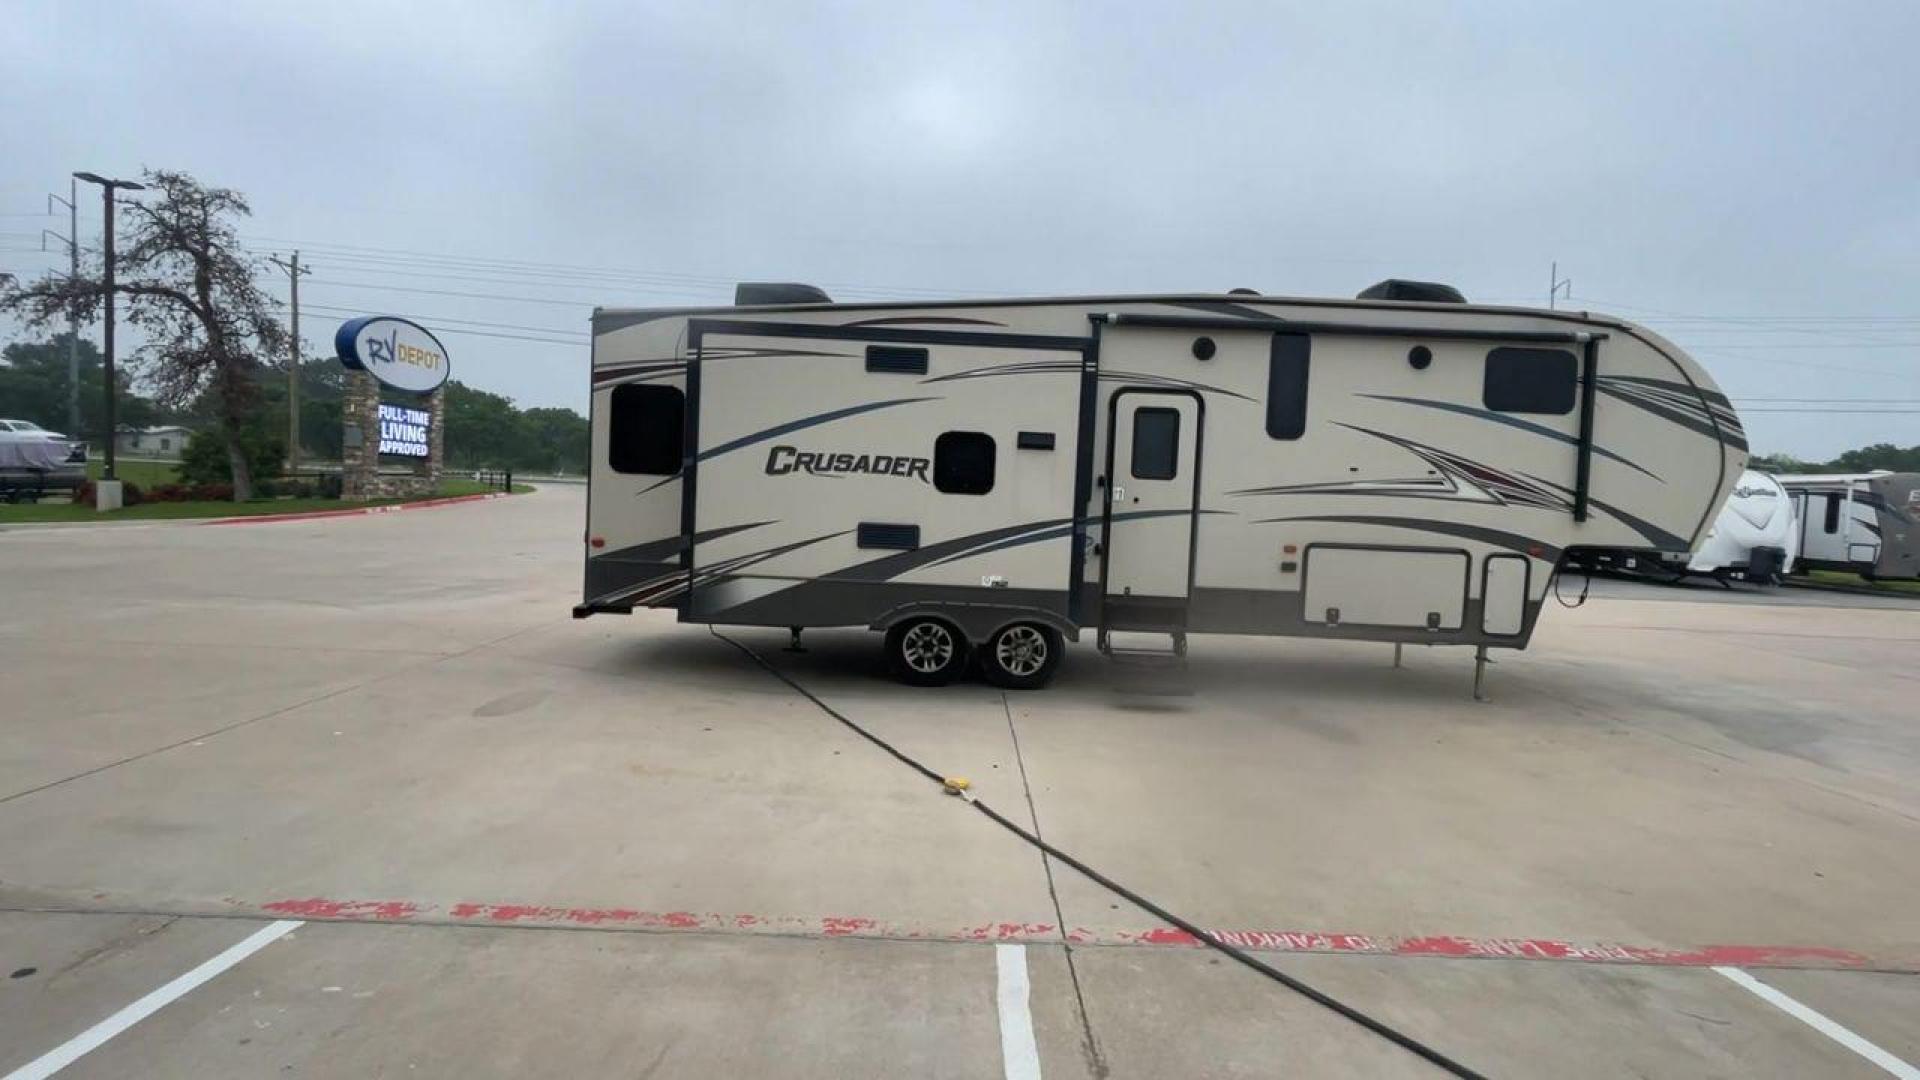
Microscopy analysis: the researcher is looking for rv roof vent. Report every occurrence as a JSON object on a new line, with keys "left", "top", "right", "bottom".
{"left": 1228, "top": 287, "right": 1261, "bottom": 296}
{"left": 1357, "top": 279, "right": 1467, "bottom": 303}
{"left": 734, "top": 282, "right": 833, "bottom": 306}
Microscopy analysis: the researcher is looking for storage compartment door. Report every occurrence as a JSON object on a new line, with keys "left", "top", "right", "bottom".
{"left": 1481, "top": 554, "right": 1529, "bottom": 636}
{"left": 1302, "top": 546, "right": 1468, "bottom": 630}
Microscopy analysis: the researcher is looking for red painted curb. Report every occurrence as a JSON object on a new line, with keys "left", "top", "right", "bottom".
{"left": 200, "top": 491, "right": 511, "bottom": 526}
{"left": 245, "top": 898, "right": 1904, "bottom": 972}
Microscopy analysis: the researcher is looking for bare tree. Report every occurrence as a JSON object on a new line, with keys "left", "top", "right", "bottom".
{"left": 1, "top": 170, "right": 286, "bottom": 500}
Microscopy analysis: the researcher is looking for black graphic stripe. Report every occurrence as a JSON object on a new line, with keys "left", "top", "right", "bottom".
{"left": 700, "top": 347, "right": 857, "bottom": 360}
{"left": 826, "top": 518, "right": 1073, "bottom": 582}
{"left": 926, "top": 508, "right": 1227, "bottom": 568}
{"left": 1596, "top": 377, "right": 1747, "bottom": 451}
{"left": 1603, "top": 375, "right": 1731, "bottom": 409}
{"left": 593, "top": 520, "right": 775, "bottom": 563}
{"left": 1357, "top": 395, "right": 1663, "bottom": 481}
{"left": 1255, "top": 515, "right": 1561, "bottom": 561}
{"left": 920, "top": 360, "right": 1084, "bottom": 386}
{"left": 1516, "top": 470, "right": 1691, "bottom": 551}
{"left": 593, "top": 359, "right": 686, "bottom": 385}
{"left": 698, "top": 398, "right": 938, "bottom": 464}
{"left": 1099, "top": 369, "right": 1256, "bottom": 402}
{"left": 842, "top": 315, "right": 1007, "bottom": 327}
{"left": 1166, "top": 299, "right": 1278, "bottom": 321}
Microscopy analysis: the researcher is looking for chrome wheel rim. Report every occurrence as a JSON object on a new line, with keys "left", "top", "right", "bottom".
{"left": 901, "top": 623, "right": 955, "bottom": 673}
{"left": 997, "top": 625, "right": 1048, "bottom": 677}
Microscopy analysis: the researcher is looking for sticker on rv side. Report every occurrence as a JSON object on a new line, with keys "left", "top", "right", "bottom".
{"left": 764, "top": 445, "right": 931, "bottom": 483}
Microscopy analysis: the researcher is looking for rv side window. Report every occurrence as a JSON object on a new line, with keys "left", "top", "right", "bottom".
{"left": 608, "top": 384, "right": 685, "bottom": 475}
{"left": 1267, "top": 332, "right": 1310, "bottom": 439}
{"left": 1823, "top": 493, "right": 1841, "bottom": 533}
{"left": 934, "top": 431, "right": 995, "bottom": 495}
{"left": 1483, "top": 347, "right": 1577, "bottom": 414}
{"left": 1131, "top": 408, "right": 1180, "bottom": 480}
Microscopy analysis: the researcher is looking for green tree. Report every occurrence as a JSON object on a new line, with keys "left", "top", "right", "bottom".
{"left": 516, "top": 406, "right": 589, "bottom": 474}
{"left": 0, "top": 334, "right": 163, "bottom": 440}
{"left": 179, "top": 426, "right": 285, "bottom": 487}
{"left": 1747, "top": 451, "right": 1815, "bottom": 474}
{"left": 3, "top": 171, "right": 287, "bottom": 500}
{"left": 1829, "top": 443, "right": 1920, "bottom": 473}
{"left": 442, "top": 380, "right": 532, "bottom": 469}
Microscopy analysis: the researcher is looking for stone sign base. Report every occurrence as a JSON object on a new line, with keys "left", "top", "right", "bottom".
{"left": 341, "top": 371, "right": 445, "bottom": 502}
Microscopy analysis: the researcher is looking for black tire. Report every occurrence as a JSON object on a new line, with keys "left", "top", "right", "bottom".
{"left": 979, "top": 622, "right": 1063, "bottom": 690}
{"left": 885, "top": 617, "right": 968, "bottom": 686}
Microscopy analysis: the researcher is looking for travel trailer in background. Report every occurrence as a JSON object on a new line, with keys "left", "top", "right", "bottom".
{"left": 1779, "top": 472, "right": 1920, "bottom": 580}
{"left": 576, "top": 281, "right": 1746, "bottom": 689}
{"left": 1686, "top": 470, "right": 1799, "bottom": 582}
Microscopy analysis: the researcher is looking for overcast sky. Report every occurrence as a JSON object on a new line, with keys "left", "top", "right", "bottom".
{"left": 4, "top": 0, "right": 1915, "bottom": 458}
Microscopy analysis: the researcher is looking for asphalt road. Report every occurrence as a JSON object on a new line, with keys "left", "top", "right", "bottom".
{"left": 2, "top": 487, "right": 1916, "bottom": 1078}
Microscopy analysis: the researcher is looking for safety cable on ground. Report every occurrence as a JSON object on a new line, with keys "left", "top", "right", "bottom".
{"left": 709, "top": 626, "right": 1489, "bottom": 1080}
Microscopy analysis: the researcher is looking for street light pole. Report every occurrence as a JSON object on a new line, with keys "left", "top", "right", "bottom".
{"left": 73, "top": 172, "right": 145, "bottom": 502}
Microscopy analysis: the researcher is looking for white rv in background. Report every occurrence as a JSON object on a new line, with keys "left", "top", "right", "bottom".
{"left": 577, "top": 281, "right": 1745, "bottom": 689}
{"left": 1779, "top": 472, "right": 1920, "bottom": 580}
{"left": 1675, "top": 470, "right": 1799, "bottom": 583}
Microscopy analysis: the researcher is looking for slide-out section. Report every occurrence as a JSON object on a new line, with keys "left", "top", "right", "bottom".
{"left": 683, "top": 324, "right": 1087, "bottom": 629}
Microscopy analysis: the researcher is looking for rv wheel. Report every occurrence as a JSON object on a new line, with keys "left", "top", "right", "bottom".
{"left": 980, "top": 622, "right": 1063, "bottom": 690}
{"left": 886, "top": 617, "right": 967, "bottom": 686}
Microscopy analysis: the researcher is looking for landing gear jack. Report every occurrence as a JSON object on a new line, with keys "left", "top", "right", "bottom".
{"left": 785, "top": 626, "right": 807, "bottom": 653}
{"left": 1472, "top": 645, "right": 1491, "bottom": 702}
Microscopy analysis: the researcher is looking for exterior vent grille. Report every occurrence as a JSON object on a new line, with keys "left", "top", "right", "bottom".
{"left": 857, "top": 522, "right": 921, "bottom": 550}
{"left": 865, "top": 345, "right": 929, "bottom": 374}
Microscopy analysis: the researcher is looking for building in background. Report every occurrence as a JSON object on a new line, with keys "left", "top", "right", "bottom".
{"left": 113, "top": 425, "right": 195, "bottom": 459}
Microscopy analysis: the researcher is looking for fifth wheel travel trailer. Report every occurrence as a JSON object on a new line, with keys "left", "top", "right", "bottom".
{"left": 576, "top": 281, "right": 1746, "bottom": 691}
{"left": 1778, "top": 471, "right": 1920, "bottom": 580}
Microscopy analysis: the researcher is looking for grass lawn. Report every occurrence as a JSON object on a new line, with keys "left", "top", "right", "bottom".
{"left": 86, "top": 457, "right": 182, "bottom": 487}
{"left": 1805, "top": 569, "right": 1920, "bottom": 595}
{"left": 0, "top": 482, "right": 525, "bottom": 524}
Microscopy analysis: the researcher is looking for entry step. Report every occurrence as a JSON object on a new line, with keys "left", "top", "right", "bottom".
{"left": 1097, "top": 630, "right": 1189, "bottom": 663}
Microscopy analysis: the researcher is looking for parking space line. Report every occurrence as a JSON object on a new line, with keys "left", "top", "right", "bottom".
{"left": 996, "top": 944, "right": 1042, "bottom": 1080}
{"left": 4, "top": 919, "right": 302, "bottom": 1080}
{"left": 1713, "top": 966, "right": 1919, "bottom": 1079}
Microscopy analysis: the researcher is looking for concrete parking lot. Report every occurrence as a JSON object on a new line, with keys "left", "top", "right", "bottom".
{"left": 3, "top": 486, "right": 1917, "bottom": 1078}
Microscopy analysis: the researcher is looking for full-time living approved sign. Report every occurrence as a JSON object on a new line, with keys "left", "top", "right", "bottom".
{"left": 378, "top": 403, "right": 431, "bottom": 458}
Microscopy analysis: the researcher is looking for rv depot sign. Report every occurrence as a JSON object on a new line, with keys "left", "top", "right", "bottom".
{"left": 334, "top": 316, "right": 450, "bottom": 499}
{"left": 336, "top": 316, "right": 450, "bottom": 394}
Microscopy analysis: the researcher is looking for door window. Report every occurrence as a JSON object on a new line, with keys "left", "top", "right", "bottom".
{"left": 1130, "top": 408, "right": 1180, "bottom": 480}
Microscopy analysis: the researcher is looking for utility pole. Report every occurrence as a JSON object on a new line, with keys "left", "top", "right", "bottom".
{"left": 1549, "top": 261, "right": 1572, "bottom": 310}
{"left": 73, "top": 172, "right": 145, "bottom": 505}
{"left": 269, "top": 251, "right": 312, "bottom": 471}
{"left": 45, "top": 179, "right": 80, "bottom": 436}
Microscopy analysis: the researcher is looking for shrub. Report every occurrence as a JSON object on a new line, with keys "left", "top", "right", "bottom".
{"left": 72, "top": 480, "right": 145, "bottom": 506}
{"left": 179, "top": 428, "right": 286, "bottom": 488}
{"left": 144, "top": 483, "right": 192, "bottom": 503}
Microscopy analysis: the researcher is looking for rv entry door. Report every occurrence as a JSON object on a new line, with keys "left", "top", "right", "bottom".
{"left": 1101, "top": 390, "right": 1201, "bottom": 633}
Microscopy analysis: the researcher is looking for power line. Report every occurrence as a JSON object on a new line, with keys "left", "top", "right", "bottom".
{"left": 301, "top": 302, "right": 586, "bottom": 338}
{"left": 299, "top": 277, "right": 596, "bottom": 308}
{"left": 1736, "top": 407, "right": 1920, "bottom": 414}
{"left": 1674, "top": 341, "right": 1920, "bottom": 350}
{"left": 241, "top": 233, "right": 1007, "bottom": 300}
